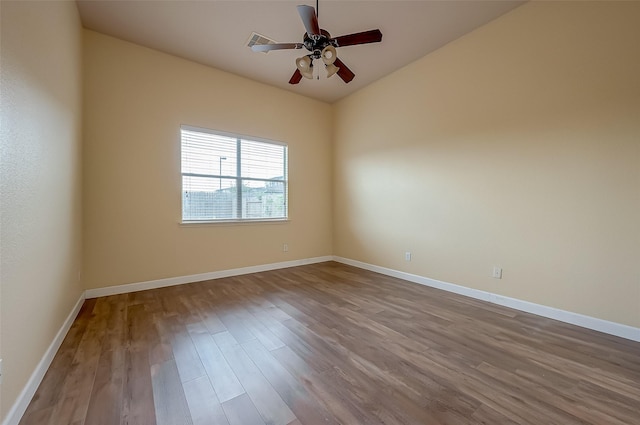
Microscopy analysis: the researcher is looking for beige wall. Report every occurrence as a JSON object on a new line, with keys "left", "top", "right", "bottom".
{"left": 0, "top": 0, "right": 84, "bottom": 420}
{"left": 82, "top": 31, "right": 333, "bottom": 290}
{"left": 333, "top": 1, "right": 640, "bottom": 327}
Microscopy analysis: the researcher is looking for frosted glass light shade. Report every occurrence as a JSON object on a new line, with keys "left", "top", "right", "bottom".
{"left": 325, "top": 63, "right": 340, "bottom": 78}
{"left": 296, "top": 56, "right": 314, "bottom": 79}
{"left": 321, "top": 45, "right": 337, "bottom": 65}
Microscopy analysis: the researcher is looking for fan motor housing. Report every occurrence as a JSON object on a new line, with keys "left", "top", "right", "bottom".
{"left": 303, "top": 29, "right": 336, "bottom": 56}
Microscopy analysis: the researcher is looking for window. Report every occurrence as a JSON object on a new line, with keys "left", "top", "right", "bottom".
{"left": 181, "top": 126, "right": 288, "bottom": 222}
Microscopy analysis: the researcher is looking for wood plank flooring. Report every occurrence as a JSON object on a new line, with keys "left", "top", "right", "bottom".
{"left": 19, "top": 262, "right": 640, "bottom": 425}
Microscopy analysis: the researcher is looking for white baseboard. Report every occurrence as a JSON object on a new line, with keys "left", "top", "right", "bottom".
{"left": 85, "top": 256, "right": 334, "bottom": 299}
{"left": 333, "top": 256, "right": 640, "bottom": 343}
{"left": 3, "top": 293, "right": 86, "bottom": 425}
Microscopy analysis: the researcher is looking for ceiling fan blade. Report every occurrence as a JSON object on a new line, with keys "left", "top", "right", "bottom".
{"left": 251, "top": 43, "right": 304, "bottom": 52}
{"left": 333, "top": 58, "right": 355, "bottom": 83}
{"left": 333, "top": 29, "right": 383, "bottom": 47}
{"left": 297, "top": 5, "right": 320, "bottom": 36}
{"left": 289, "top": 69, "right": 303, "bottom": 85}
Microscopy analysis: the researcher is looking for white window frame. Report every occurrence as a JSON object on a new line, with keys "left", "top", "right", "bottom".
{"left": 180, "top": 125, "right": 288, "bottom": 223}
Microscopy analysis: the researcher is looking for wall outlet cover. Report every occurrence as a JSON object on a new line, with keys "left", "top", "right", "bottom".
{"left": 492, "top": 266, "right": 503, "bottom": 279}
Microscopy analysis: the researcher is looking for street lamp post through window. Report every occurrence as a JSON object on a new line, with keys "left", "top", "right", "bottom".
{"left": 219, "top": 156, "right": 227, "bottom": 190}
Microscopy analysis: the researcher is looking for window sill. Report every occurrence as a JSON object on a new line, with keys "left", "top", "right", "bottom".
{"left": 179, "top": 218, "right": 290, "bottom": 227}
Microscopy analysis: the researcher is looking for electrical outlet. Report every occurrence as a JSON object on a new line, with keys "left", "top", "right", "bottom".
{"left": 405, "top": 252, "right": 412, "bottom": 262}
{"left": 492, "top": 266, "right": 503, "bottom": 279}
{"left": 283, "top": 243, "right": 288, "bottom": 252}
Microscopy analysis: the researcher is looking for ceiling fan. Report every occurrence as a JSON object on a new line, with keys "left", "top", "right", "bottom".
{"left": 251, "top": 1, "right": 383, "bottom": 84}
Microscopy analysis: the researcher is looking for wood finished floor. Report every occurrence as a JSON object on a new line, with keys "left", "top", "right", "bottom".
{"left": 20, "top": 262, "right": 640, "bottom": 425}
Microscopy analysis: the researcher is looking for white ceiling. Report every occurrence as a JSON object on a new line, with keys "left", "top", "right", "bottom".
{"left": 76, "top": 0, "right": 525, "bottom": 103}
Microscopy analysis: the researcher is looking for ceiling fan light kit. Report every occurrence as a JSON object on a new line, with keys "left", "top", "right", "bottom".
{"left": 250, "top": 1, "right": 382, "bottom": 85}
